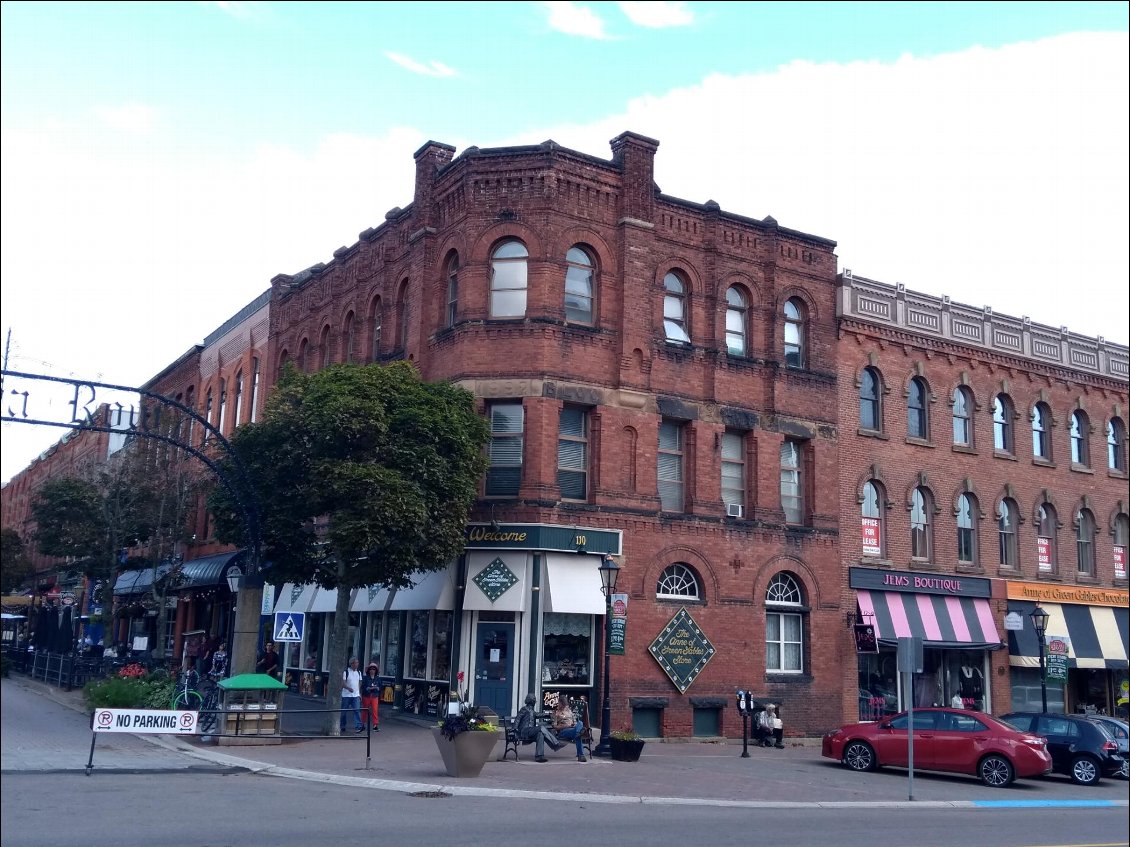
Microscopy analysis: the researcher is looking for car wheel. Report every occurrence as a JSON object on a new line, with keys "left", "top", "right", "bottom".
{"left": 978, "top": 754, "right": 1014, "bottom": 788}
{"left": 1070, "top": 755, "right": 1101, "bottom": 786}
{"left": 1117, "top": 758, "right": 1128, "bottom": 780}
{"left": 843, "top": 741, "right": 876, "bottom": 772}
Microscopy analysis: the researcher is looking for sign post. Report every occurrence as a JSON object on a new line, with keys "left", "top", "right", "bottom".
{"left": 897, "top": 636, "right": 923, "bottom": 801}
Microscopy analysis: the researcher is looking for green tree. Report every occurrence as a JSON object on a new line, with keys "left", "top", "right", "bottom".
{"left": 30, "top": 477, "right": 104, "bottom": 562}
{"left": 0, "top": 527, "right": 34, "bottom": 595}
{"left": 208, "top": 362, "right": 489, "bottom": 733}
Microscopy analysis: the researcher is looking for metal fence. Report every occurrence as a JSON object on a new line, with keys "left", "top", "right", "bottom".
{"left": 3, "top": 647, "right": 173, "bottom": 691}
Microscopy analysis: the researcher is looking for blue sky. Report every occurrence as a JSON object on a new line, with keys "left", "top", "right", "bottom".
{"left": 1, "top": 1, "right": 1127, "bottom": 483}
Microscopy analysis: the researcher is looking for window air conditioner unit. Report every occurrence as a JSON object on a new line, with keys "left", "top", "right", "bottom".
{"left": 726, "top": 503, "right": 744, "bottom": 518}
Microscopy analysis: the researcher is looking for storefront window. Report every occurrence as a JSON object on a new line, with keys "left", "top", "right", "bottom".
{"left": 367, "top": 617, "right": 383, "bottom": 669}
{"left": 408, "top": 610, "right": 429, "bottom": 679}
{"left": 542, "top": 612, "right": 591, "bottom": 686}
{"left": 857, "top": 650, "right": 898, "bottom": 721}
{"left": 384, "top": 612, "right": 402, "bottom": 678}
{"left": 432, "top": 611, "right": 452, "bottom": 681}
{"left": 1010, "top": 666, "right": 1065, "bottom": 712}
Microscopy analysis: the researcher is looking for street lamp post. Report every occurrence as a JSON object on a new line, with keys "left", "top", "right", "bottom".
{"left": 593, "top": 554, "right": 621, "bottom": 758}
{"left": 1030, "top": 604, "right": 1050, "bottom": 713}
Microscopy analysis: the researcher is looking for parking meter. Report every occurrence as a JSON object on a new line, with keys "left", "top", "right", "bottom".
{"left": 737, "top": 689, "right": 751, "bottom": 758}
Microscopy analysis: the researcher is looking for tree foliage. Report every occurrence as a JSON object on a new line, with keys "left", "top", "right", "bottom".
{"left": 30, "top": 477, "right": 105, "bottom": 562}
{"left": 207, "top": 362, "right": 489, "bottom": 731}
{"left": 0, "top": 527, "right": 34, "bottom": 595}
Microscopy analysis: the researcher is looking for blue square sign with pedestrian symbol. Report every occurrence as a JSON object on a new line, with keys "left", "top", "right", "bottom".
{"left": 273, "top": 612, "right": 305, "bottom": 642}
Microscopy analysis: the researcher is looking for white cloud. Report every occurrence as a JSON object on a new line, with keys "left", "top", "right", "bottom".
{"left": 542, "top": 1, "right": 613, "bottom": 40}
{"left": 618, "top": 1, "right": 694, "bottom": 28}
{"left": 507, "top": 33, "right": 1128, "bottom": 343}
{"left": 94, "top": 103, "right": 157, "bottom": 133}
{"left": 384, "top": 51, "right": 458, "bottom": 78}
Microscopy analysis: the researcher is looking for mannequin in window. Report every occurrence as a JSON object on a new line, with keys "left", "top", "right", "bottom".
{"left": 960, "top": 660, "right": 983, "bottom": 699}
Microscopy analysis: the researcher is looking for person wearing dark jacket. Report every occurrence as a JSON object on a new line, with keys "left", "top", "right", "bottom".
{"left": 360, "top": 662, "right": 381, "bottom": 731}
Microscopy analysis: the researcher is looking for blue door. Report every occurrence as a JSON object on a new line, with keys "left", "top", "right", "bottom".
{"left": 474, "top": 623, "right": 514, "bottom": 717}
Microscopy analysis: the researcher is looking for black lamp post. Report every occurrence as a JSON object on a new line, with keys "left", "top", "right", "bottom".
{"left": 593, "top": 553, "right": 621, "bottom": 758}
{"left": 225, "top": 566, "right": 243, "bottom": 661}
{"left": 1030, "top": 604, "right": 1050, "bottom": 713}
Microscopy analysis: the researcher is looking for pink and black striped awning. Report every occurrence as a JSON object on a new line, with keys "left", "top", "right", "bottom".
{"left": 858, "top": 590, "right": 1003, "bottom": 650}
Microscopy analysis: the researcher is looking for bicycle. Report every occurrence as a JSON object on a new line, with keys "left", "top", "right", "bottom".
{"left": 170, "top": 671, "right": 220, "bottom": 734}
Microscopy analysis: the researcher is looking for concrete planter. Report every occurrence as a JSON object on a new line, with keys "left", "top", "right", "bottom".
{"left": 431, "top": 726, "right": 500, "bottom": 777}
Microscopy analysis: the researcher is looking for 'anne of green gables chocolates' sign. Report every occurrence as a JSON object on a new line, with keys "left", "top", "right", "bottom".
{"left": 648, "top": 608, "right": 716, "bottom": 693}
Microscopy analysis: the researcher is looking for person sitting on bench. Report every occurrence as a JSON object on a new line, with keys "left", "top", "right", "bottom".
{"left": 551, "top": 696, "right": 588, "bottom": 762}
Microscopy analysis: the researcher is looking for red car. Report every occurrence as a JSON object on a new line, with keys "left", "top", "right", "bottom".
{"left": 822, "top": 707, "right": 1052, "bottom": 787}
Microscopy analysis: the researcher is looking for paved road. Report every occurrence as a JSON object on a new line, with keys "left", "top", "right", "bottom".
{"left": 4, "top": 676, "right": 1128, "bottom": 811}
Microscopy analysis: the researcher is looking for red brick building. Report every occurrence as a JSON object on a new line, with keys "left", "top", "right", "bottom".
{"left": 264, "top": 133, "right": 844, "bottom": 738}
{"left": 836, "top": 270, "right": 1129, "bottom": 725}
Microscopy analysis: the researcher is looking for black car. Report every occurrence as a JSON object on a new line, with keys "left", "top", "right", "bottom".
{"left": 999, "top": 712, "right": 1126, "bottom": 785}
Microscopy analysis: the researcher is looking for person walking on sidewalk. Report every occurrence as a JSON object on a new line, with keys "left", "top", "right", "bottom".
{"left": 256, "top": 642, "right": 280, "bottom": 680}
{"left": 340, "top": 658, "right": 364, "bottom": 733}
{"left": 360, "top": 662, "right": 381, "bottom": 732}
{"left": 552, "top": 696, "right": 587, "bottom": 761}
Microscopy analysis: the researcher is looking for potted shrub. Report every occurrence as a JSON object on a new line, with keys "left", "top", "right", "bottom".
{"left": 432, "top": 681, "right": 500, "bottom": 778}
{"left": 609, "top": 727, "right": 646, "bottom": 762}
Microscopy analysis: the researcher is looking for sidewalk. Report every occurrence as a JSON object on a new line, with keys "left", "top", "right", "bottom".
{"left": 13, "top": 676, "right": 1129, "bottom": 809}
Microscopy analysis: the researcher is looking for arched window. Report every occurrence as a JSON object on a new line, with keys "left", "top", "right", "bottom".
{"left": 1107, "top": 418, "right": 1126, "bottom": 473}
{"left": 860, "top": 367, "right": 882, "bottom": 432}
{"left": 298, "top": 339, "right": 309, "bottom": 372}
{"left": 233, "top": 370, "right": 244, "bottom": 427}
{"left": 957, "top": 492, "right": 978, "bottom": 564}
{"left": 203, "top": 388, "right": 214, "bottom": 445}
{"left": 911, "top": 486, "right": 932, "bottom": 561}
{"left": 1037, "top": 503, "right": 1058, "bottom": 574}
{"left": 370, "top": 297, "right": 383, "bottom": 360}
{"left": 217, "top": 378, "right": 227, "bottom": 434}
{"left": 445, "top": 254, "right": 459, "bottom": 328}
{"left": 320, "top": 325, "right": 331, "bottom": 368}
{"left": 765, "top": 572, "right": 804, "bottom": 673}
{"left": 249, "top": 358, "right": 260, "bottom": 423}
{"left": 656, "top": 563, "right": 701, "bottom": 600}
{"left": 564, "top": 246, "right": 594, "bottom": 324}
{"left": 908, "top": 377, "right": 929, "bottom": 440}
{"left": 1070, "top": 410, "right": 1090, "bottom": 466}
{"left": 725, "top": 286, "right": 747, "bottom": 355}
{"left": 861, "top": 480, "right": 885, "bottom": 558}
{"left": 997, "top": 499, "right": 1018, "bottom": 569}
{"left": 783, "top": 298, "right": 805, "bottom": 368}
{"left": 1076, "top": 509, "right": 1096, "bottom": 576}
{"left": 344, "top": 312, "right": 357, "bottom": 363}
{"left": 952, "top": 387, "right": 973, "bottom": 446}
{"left": 397, "top": 279, "right": 410, "bottom": 352}
{"left": 663, "top": 272, "right": 690, "bottom": 344}
{"left": 1031, "top": 403, "right": 1051, "bottom": 459}
{"left": 993, "top": 394, "right": 1014, "bottom": 453}
{"left": 490, "top": 240, "right": 528, "bottom": 318}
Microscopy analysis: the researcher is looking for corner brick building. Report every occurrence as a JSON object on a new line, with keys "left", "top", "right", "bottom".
{"left": 264, "top": 133, "right": 844, "bottom": 737}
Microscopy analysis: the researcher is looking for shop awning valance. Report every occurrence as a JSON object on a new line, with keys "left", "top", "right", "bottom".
{"left": 273, "top": 583, "right": 318, "bottom": 614}
{"left": 351, "top": 585, "right": 392, "bottom": 612}
{"left": 112, "top": 564, "right": 173, "bottom": 597}
{"left": 310, "top": 587, "right": 353, "bottom": 613}
{"left": 543, "top": 553, "right": 606, "bottom": 615}
{"left": 857, "top": 589, "right": 1002, "bottom": 650}
{"left": 1007, "top": 601, "right": 1129, "bottom": 670}
{"left": 177, "top": 551, "right": 244, "bottom": 590}
{"left": 389, "top": 567, "right": 455, "bottom": 611}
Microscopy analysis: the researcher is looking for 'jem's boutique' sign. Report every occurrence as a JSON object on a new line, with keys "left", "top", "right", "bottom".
{"left": 849, "top": 566, "right": 991, "bottom": 599}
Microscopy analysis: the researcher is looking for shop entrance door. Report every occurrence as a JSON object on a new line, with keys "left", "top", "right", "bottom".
{"left": 474, "top": 623, "right": 514, "bottom": 717}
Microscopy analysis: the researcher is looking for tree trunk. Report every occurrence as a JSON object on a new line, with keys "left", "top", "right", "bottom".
{"left": 324, "top": 563, "right": 352, "bottom": 737}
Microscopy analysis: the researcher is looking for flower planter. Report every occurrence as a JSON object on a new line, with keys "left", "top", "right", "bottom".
{"left": 431, "top": 726, "right": 500, "bottom": 778}
{"left": 609, "top": 737, "right": 646, "bottom": 762}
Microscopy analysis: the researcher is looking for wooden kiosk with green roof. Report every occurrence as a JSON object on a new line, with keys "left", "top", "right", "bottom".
{"left": 217, "top": 673, "right": 287, "bottom": 745}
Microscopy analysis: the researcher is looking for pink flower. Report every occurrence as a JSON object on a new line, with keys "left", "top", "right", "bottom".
{"left": 457, "top": 671, "right": 465, "bottom": 683}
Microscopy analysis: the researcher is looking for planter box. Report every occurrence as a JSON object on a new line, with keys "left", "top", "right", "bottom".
{"left": 610, "top": 737, "right": 646, "bottom": 762}
{"left": 431, "top": 726, "right": 500, "bottom": 778}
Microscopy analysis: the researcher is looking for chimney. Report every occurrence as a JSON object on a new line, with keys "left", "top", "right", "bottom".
{"left": 412, "top": 140, "right": 456, "bottom": 223}
{"left": 610, "top": 131, "right": 660, "bottom": 223}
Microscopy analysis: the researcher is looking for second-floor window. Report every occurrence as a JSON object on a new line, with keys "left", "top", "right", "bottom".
{"left": 780, "top": 439, "right": 803, "bottom": 524}
{"left": 446, "top": 254, "right": 459, "bottom": 328}
{"left": 721, "top": 430, "right": 745, "bottom": 515}
{"left": 783, "top": 298, "right": 805, "bottom": 368}
{"left": 1076, "top": 509, "right": 1095, "bottom": 576}
{"left": 993, "top": 394, "right": 1014, "bottom": 453}
{"left": 997, "top": 499, "right": 1018, "bottom": 569}
{"left": 908, "top": 378, "right": 929, "bottom": 440}
{"left": 1070, "top": 411, "right": 1090, "bottom": 466}
{"left": 725, "top": 286, "right": 747, "bottom": 355}
{"left": 957, "top": 492, "right": 978, "bottom": 564}
{"left": 1108, "top": 418, "right": 1127, "bottom": 472}
{"left": 860, "top": 367, "right": 882, "bottom": 432}
{"left": 658, "top": 419, "right": 685, "bottom": 511}
{"left": 952, "top": 387, "right": 972, "bottom": 446}
{"left": 557, "top": 406, "right": 589, "bottom": 501}
{"left": 1031, "top": 403, "right": 1051, "bottom": 459}
{"left": 486, "top": 402, "right": 524, "bottom": 496}
{"left": 911, "top": 487, "right": 932, "bottom": 560}
{"left": 663, "top": 272, "right": 690, "bottom": 344}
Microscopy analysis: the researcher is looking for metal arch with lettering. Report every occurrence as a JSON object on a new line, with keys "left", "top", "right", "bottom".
{"left": 1, "top": 368, "right": 263, "bottom": 572}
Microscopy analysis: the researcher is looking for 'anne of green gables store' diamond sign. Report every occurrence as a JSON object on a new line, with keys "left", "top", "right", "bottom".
{"left": 473, "top": 557, "right": 519, "bottom": 602}
{"left": 648, "top": 608, "right": 716, "bottom": 693}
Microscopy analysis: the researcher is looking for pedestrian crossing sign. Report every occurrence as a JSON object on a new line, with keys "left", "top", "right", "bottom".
{"left": 273, "top": 612, "right": 305, "bottom": 642}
